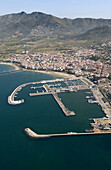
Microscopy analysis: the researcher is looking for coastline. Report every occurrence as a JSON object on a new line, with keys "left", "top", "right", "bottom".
{"left": 35, "top": 70, "right": 77, "bottom": 78}
{"left": 23, "top": 69, "right": 77, "bottom": 78}
{"left": 0, "top": 62, "right": 78, "bottom": 78}
{"left": 0, "top": 62, "right": 20, "bottom": 71}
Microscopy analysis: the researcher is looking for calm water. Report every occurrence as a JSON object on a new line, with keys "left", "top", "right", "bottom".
{"left": 0, "top": 64, "right": 111, "bottom": 170}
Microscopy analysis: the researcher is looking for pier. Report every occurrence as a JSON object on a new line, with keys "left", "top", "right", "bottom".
{"left": 52, "top": 93, "right": 75, "bottom": 116}
{"left": 30, "top": 84, "right": 75, "bottom": 116}
{"left": 24, "top": 128, "right": 111, "bottom": 139}
{"left": 91, "top": 87, "right": 111, "bottom": 118}
{"left": 29, "top": 92, "right": 51, "bottom": 96}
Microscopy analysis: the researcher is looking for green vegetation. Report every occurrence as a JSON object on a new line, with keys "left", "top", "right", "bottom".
{"left": 0, "top": 11, "right": 111, "bottom": 58}
{"left": 75, "top": 25, "right": 111, "bottom": 40}
{"left": 0, "top": 12, "right": 111, "bottom": 40}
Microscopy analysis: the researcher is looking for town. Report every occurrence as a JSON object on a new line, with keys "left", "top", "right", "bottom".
{"left": 3, "top": 43, "right": 111, "bottom": 107}
{"left": 4, "top": 49, "right": 111, "bottom": 78}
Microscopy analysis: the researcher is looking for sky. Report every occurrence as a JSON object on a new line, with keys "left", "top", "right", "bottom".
{"left": 0, "top": 0, "right": 111, "bottom": 19}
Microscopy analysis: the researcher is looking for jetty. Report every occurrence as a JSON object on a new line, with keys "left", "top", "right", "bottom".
{"left": 8, "top": 84, "right": 25, "bottom": 105}
{"left": 52, "top": 93, "right": 75, "bottom": 116}
{"left": 24, "top": 128, "right": 111, "bottom": 139}
{"left": 29, "top": 92, "right": 51, "bottom": 96}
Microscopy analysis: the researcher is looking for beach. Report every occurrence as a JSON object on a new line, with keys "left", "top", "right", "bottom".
{"left": 0, "top": 62, "right": 78, "bottom": 78}
{"left": 34, "top": 70, "right": 77, "bottom": 78}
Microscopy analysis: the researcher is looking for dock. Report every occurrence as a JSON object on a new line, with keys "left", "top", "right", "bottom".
{"left": 52, "top": 93, "right": 75, "bottom": 116}
{"left": 91, "top": 87, "right": 111, "bottom": 118}
{"left": 29, "top": 92, "right": 51, "bottom": 96}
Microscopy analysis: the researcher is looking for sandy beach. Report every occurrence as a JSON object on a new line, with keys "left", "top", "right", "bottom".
{"left": 23, "top": 69, "right": 77, "bottom": 78}
{"left": 0, "top": 62, "right": 77, "bottom": 78}
{"left": 35, "top": 70, "right": 77, "bottom": 78}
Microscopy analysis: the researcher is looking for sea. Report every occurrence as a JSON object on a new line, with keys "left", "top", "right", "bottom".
{"left": 0, "top": 64, "right": 111, "bottom": 170}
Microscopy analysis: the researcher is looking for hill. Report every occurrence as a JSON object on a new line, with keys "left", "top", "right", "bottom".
{"left": 0, "top": 11, "right": 111, "bottom": 40}
{"left": 74, "top": 25, "right": 111, "bottom": 40}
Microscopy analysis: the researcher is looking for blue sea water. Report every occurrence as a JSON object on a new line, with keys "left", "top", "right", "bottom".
{"left": 0, "top": 64, "right": 111, "bottom": 170}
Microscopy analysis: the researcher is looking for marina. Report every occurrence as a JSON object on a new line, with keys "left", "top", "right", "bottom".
{"left": 8, "top": 77, "right": 88, "bottom": 106}
{"left": 8, "top": 78, "right": 89, "bottom": 116}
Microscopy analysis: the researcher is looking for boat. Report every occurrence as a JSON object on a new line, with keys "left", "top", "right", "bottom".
{"left": 86, "top": 96, "right": 90, "bottom": 99}
{"left": 67, "top": 132, "right": 77, "bottom": 134}
{"left": 86, "top": 92, "right": 92, "bottom": 94}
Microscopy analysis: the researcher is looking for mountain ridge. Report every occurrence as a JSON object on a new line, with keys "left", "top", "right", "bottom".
{"left": 0, "top": 11, "right": 111, "bottom": 40}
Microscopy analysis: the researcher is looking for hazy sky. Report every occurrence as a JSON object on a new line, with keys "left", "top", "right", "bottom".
{"left": 0, "top": 0, "right": 111, "bottom": 19}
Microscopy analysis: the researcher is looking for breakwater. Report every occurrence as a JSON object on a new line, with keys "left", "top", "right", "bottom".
{"left": 24, "top": 128, "right": 111, "bottom": 139}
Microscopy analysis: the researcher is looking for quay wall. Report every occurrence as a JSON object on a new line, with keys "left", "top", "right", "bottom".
{"left": 91, "top": 88, "right": 111, "bottom": 118}
{"left": 52, "top": 93, "right": 75, "bottom": 116}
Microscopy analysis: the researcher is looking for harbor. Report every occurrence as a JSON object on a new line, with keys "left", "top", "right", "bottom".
{"left": 8, "top": 75, "right": 111, "bottom": 138}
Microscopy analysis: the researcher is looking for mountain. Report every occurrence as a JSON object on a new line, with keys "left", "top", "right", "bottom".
{"left": 0, "top": 11, "right": 111, "bottom": 40}
{"left": 74, "top": 25, "right": 111, "bottom": 40}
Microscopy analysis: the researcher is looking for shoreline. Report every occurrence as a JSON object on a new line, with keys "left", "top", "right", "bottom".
{"left": 0, "top": 62, "right": 20, "bottom": 71}
{"left": 23, "top": 68, "right": 78, "bottom": 78}
{"left": 0, "top": 62, "right": 78, "bottom": 78}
